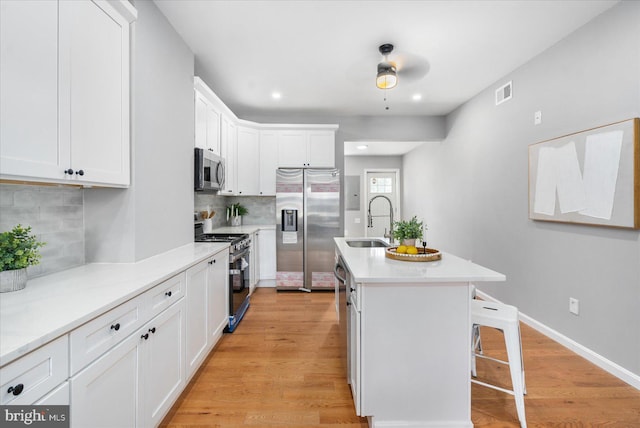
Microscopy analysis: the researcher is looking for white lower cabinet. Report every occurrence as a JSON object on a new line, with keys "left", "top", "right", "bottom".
{"left": 141, "top": 300, "right": 185, "bottom": 428}
{"left": 258, "top": 228, "right": 276, "bottom": 283}
{"left": 70, "top": 299, "right": 185, "bottom": 428}
{"left": 347, "top": 283, "right": 361, "bottom": 415}
{"left": 208, "top": 249, "right": 229, "bottom": 344}
{"left": 70, "top": 327, "right": 140, "bottom": 428}
{"left": 185, "top": 259, "right": 210, "bottom": 380}
{"left": 0, "top": 335, "right": 69, "bottom": 406}
{"left": 250, "top": 231, "right": 259, "bottom": 293}
{"left": 34, "top": 381, "right": 69, "bottom": 405}
{"left": 185, "top": 249, "right": 229, "bottom": 380}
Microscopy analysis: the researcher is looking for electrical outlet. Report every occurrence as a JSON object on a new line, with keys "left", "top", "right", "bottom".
{"left": 534, "top": 110, "right": 542, "bottom": 125}
{"left": 569, "top": 297, "right": 579, "bottom": 315}
{"left": 354, "top": 218, "right": 361, "bottom": 224}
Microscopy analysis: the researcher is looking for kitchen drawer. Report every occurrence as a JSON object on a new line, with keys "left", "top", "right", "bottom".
{"left": 144, "top": 272, "right": 185, "bottom": 319}
{"left": 34, "top": 381, "right": 69, "bottom": 405}
{"left": 70, "top": 294, "right": 145, "bottom": 374}
{"left": 0, "top": 335, "right": 69, "bottom": 405}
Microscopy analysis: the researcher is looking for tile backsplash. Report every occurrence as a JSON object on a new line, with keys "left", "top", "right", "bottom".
{"left": 194, "top": 193, "right": 276, "bottom": 227}
{"left": 0, "top": 184, "right": 84, "bottom": 278}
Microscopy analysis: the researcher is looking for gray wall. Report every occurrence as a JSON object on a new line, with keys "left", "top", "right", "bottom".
{"left": 403, "top": 1, "right": 640, "bottom": 376}
{"left": 344, "top": 155, "right": 403, "bottom": 237}
{"left": 85, "top": 0, "right": 195, "bottom": 262}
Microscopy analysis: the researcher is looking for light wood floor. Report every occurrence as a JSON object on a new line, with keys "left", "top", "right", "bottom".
{"left": 161, "top": 288, "right": 640, "bottom": 427}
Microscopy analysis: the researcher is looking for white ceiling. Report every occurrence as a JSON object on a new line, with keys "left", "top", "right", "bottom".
{"left": 344, "top": 141, "right": 435, "bottom": 157}
{"left": 154, "top": 0, "right": 617, "bottom": 118}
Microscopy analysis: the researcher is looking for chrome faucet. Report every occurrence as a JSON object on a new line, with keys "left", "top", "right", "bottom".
{"left": 367, "top": 195, "right": 394, "bottom": 244}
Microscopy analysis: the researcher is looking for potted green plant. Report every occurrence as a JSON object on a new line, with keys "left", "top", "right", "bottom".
{"left": 0, "top": 224, "right": 45, "bottom": 292}
{"left": 226, "top": 202, "right": 248, "bottom": 226}
{"left": 392, "top": 216, "right": 425, "bottom": 247}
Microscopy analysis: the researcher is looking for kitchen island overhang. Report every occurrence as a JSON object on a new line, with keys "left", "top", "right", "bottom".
{"left": 334, "top": 237, "right": 506, "bottom": 428}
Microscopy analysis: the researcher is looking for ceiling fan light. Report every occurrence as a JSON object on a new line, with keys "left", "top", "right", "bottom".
{"left": 376, "top": 63, "right": 397, "bottom": 89}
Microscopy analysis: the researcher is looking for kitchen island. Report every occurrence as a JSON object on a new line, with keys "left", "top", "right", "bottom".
{"left": 334, "top": 238, "right": 505, "bottom": 428}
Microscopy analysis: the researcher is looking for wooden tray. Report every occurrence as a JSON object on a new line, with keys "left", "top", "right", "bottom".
{"left": 385, "top": 247, "right": 442, "bottom": 262}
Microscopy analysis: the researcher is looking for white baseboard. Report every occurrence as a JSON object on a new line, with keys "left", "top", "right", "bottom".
{"left": 370, "top": 418, "right": 472, "bottom": 428}
{"left": 476, "top": 290, "right": 640, "bottom": 390}
{"left": 257, "top": 279, "right": 276, "bottom": 287}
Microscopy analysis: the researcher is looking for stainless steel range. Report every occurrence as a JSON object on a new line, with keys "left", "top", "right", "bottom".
{"left": 194, "top": 223, "right": 251, "bottom": 332}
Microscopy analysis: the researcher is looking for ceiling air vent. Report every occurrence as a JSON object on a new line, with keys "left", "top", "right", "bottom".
{"left": 495, "top": 81, "right": 512, "bottom": 106}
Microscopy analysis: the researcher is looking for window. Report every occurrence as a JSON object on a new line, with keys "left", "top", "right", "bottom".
{"left": 370, "top": 177, "right": 392, "bottom": 193}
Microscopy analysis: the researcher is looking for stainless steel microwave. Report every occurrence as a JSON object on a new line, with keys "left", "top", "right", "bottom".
{"left": 195, "top": 148, "right": 225, "bottom": 191}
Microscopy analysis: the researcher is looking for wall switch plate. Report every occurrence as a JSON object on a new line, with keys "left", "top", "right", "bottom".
{"left": 569, "top": 297, "right": 579, "bottom": 315}
{"left": 534, "top": 110, "right": 542, "bottom": 125}
{"left": 354, "top": 218, "right": 361, "bottom": 224}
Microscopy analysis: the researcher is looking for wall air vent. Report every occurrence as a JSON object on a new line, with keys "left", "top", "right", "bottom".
{"left": 495, "top": 81, "right": 513, "bottom": 106}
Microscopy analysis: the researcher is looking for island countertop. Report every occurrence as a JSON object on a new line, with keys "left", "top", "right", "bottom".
{"left": 334, "top": 237, "right": 505, "bottom": 283}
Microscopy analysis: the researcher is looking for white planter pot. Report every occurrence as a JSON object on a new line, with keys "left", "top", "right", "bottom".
{"left": 401, "top": 238, "right": 416, "bottom": 247}
{"left": 230, "top": 216, "right": 242, "bottom": 227}
{"left": 0, "top": 268, "right": 27, "bottom": 293}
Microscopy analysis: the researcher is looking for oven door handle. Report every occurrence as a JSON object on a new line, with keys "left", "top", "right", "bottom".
{"left": 230, "top": 247, "right": 250, "bottom": 263}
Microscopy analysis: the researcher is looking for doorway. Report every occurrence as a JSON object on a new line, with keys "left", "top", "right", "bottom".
{"left": 364, "top": 169, "right": 400, "bottom": 238}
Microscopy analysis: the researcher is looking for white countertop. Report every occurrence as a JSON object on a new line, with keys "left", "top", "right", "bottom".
{"left": 212, "top": 224, "right": 275, "bottom": 234}
{"left": 0, "top": 242, "right": 228, "bottom": 367}
{"left": 335, "top": 237, "right": 505, "bottom": 283}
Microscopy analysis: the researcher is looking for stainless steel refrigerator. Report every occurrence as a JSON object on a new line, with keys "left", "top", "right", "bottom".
{"left": 276, "top": 168, "right": 341, "bottom": 291}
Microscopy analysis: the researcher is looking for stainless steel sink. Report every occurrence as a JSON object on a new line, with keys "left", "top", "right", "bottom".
{"left": 346, "top": 239, "right": 390, "bottom": 248}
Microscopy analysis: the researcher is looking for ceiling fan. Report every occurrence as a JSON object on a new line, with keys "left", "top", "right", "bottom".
{"left": 375, "top": 43, "right": 430, "bottom": 90}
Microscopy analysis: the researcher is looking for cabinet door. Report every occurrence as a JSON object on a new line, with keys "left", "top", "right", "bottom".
{"left": 250, "top": 231, "right": 259, "bottom": 292}
{"left": 277, "top": 130, "right": 307, "bottom": 167}
{"left": 185, "top": 259, "right": 209, "bottom": 380}
{"left": 142, "top": 301, "right": 185, "bottom": 428}
{"left": 206, "top": 105, "right": 221, "bottom": 155}
{"left": 60, "top": 0, "right": 131, "bottom": 186}
{"left": 308, "top": 131, "right": 335, "bottom": 167}
{"left": 258, "top": 229, "right": 276, "bottom": 281}
{"left": 0, "top": 0, "right": 66, "bottom": 181}
{"left": 259, "top": 131, "right": 278, "bottom": 195}
{"left": 194, "top": 91, "right": 208, "bottom": 149}
{"left": 70, "top": 332, "right": 140, "bottom": 428}
{"left": 34, "top": 382, "right": 69, "bottom": 406}
{"left": 208, "top": 249, "right": 229, "bottom": 344}
{"left": 348, "top": 293, "right": 361, "bottom": 415}
{"left": 236, "top": 127, "right": 260, "bottom": 195}
{"left": 220, "top": 117, "right": 237, "bottom": 195}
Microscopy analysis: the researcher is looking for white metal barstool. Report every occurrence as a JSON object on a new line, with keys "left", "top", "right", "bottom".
{"left": 471, "top": 299, "right": 527, "bottom": 428}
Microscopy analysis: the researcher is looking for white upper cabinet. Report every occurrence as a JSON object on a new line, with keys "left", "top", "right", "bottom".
{"left": 277, "top": 129, "right": 336, "bottom": 168}
{"left": 259, "top": 131, "right": 278, "bottom": 195}
{"left": 0, "top": 1, "right": 63, "bottom": 181}
{"left": 236, "top": 126, "right": 260, "bottom": 195}
{"left": 194, "top": 90, "right": 220, "bottom": 156}
{"left": 0, "top": 0, "right": 136, "bottom": 187}
{"left": 219, "top": 115, "right": 237, "bottom": 195}
{"left": 307, "top": 130, "right": 336, "bottom": 167}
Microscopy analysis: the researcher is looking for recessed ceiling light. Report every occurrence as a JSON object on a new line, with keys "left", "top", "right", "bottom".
{"left": 412, "top": 94, "right": 422, "bottom": 101}
{"left": 272, "top": 92, "right": 282, "bottom": 100}
{"left": 356, "top": 145, "right": 368, "bottom": 150}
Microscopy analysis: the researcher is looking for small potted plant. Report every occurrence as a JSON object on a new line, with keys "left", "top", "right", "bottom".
{"left": 392, "top": 216, "right": 425, "bottom": 247}
{"left": 0, "top": 224, "right": 45, "bottom": 292}
{"left": 226, "top": 202, "right": 248, "bottom": 227}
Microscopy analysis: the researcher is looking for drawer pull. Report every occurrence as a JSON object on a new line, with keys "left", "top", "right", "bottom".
{"left": 165, "top": 291, "right": 172, "bottom": 297}
{"left": 209, "top": 259, "right": 216, "bottom": 265}
{"left": 141, "top": 333, "right": 149, "bottom": 340}
{"left": 110, "top": 323, "right": 121, "bottom": 331}
{"left": 148, "top": 327, "right": 156, "bottom": 334}
{"left": 7, "top": 384, "right": 24, "bottom": 396}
